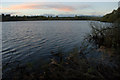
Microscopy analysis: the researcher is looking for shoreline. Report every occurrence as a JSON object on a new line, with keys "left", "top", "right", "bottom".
{"left": 1, "top": 19, "right": 100, "bottom": 22}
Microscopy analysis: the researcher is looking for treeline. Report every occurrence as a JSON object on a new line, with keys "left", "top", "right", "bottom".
{"left": 101, "top": 8, "right": 120, "bottom": 22}
{"left": 0, "top": 14, "right": 101, "bottom": 22}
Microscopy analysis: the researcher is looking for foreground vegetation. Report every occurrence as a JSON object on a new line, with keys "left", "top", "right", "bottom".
{"left": 3, "top": 48, "right": 120, "bottom": 80}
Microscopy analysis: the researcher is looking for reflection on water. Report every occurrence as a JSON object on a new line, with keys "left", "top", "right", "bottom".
{"left": 2, "top": 21, "right": 91, "bottom": 65}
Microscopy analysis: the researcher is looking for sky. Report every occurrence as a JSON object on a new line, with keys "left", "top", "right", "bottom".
{"left": 0, "top": 0, "right": 119, "bottom": 16}
{"left": 1, "top": 0, "right": 119, "bottom": 2}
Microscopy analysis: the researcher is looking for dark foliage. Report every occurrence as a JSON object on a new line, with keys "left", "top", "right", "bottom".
{"left": 101, "top": 8, "right": 120, "bottom": 22}
{"left": 0, "top": 14, "right": 101, "bottom": 22}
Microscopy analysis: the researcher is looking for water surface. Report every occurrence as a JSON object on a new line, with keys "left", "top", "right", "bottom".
{"left": 2, "top": 21, "right": 91, "bottom": 65}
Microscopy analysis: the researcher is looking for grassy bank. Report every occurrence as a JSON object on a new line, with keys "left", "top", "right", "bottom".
{"left": 88, "top": 22, "right": 120, "bottom": 53}
{"left": 100, "top": 8, "right": 120, "bottom": 23}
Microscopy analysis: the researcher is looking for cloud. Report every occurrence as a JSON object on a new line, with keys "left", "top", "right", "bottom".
{"left": 2, "top": 3, "right": 40, "bottom": 10}
{"left": 2, "top": 3, "right": 75, "bottom": 12}
{"left": 1, "top": 3, "right": 92, "bottom": 12}
{"left": 78, "top": 4, "right": 92, "bottom": 9}
{"left": 45, "top": 4, "right": 75, "bottom": 12}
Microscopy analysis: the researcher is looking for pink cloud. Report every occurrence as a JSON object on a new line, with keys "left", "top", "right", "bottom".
{"left": 2, "top": 3, "right": 75, "bottom": 12}
{"left": 54, "top": 8, "right": 73, "bottom": 12}
{"left": 3, "top": 3, "right": 40, "bottom": 10}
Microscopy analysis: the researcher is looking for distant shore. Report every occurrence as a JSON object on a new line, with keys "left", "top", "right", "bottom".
{"left": 0, "top": 14, "right": 101, "bottom": 22}
{"left": 1, "top": 19, "right": 101, "bottom": 22}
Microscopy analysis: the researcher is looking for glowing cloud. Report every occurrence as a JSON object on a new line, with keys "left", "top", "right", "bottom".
{"left": 2, "top": 3, "right": 75, "bottom": 12}
{"left": 2, "top": 3, "right": 40, "bottom": 10}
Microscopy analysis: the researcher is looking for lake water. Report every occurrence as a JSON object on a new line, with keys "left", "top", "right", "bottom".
{"left": 2, "top": 21, "right": 92, "bottom": 67}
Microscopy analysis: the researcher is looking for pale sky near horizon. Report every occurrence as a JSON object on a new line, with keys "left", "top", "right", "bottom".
{"left": 0, "top": 0, "right": 119, "bottom": 16}
{"left": 1, "top": 0, "right": 119, "bottom": 2}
